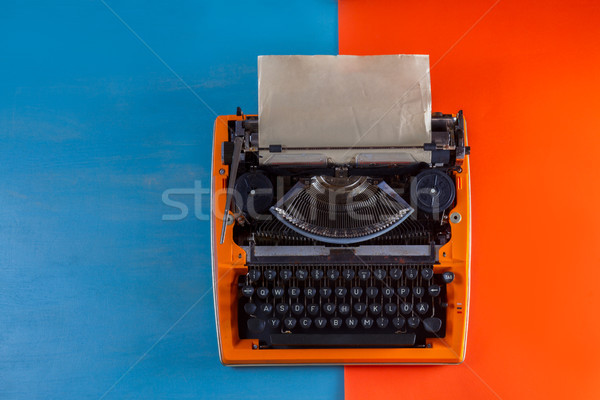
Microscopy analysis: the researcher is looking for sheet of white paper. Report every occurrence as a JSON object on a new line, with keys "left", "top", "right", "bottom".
{"left": 258, "top": 55, "right": 432, "bottom": 165}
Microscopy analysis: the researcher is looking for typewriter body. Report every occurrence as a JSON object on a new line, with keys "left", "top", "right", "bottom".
{"left": 211, "top": 107, "right": 471, "bottom": 365}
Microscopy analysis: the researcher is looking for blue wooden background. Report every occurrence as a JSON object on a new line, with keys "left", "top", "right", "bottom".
{"left": 0, "top": 1, "right": 343, "bottom": 398}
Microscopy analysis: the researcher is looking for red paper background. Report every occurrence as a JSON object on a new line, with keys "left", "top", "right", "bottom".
{"left": 340, "top": 1, "right": 600, "bottom": 399}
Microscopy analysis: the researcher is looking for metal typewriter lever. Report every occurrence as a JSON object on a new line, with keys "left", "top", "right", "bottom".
{"left": 220, "top": 136, "right": 244, "bottom": 244}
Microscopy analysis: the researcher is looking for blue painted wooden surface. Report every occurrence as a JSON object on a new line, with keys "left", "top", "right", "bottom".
{"left": 0, "top": 1, "right": 342, "bottom": 398}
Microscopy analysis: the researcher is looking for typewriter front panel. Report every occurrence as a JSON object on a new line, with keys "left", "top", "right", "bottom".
{"left": 212, "top": 113, "right": 470, "bottom": 365}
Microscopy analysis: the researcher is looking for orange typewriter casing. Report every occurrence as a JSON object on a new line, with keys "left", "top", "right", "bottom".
{"left": 211, "top": 112, "right": 471, "bottom": 366}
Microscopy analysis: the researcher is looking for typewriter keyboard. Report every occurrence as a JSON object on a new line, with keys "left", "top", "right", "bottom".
{"left": 238, "top": 265, "right": 453, "bottom": 348}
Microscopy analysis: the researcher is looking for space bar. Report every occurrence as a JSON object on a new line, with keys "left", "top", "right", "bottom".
{"left": 270, "top": 333, "right": 416, "bottom": 348}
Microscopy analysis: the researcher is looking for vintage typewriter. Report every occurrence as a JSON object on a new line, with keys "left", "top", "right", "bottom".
{"left": 212, "top": 55, "right": 471, "bottom": 365}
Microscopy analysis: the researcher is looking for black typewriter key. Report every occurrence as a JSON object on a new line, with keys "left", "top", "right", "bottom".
{"left": 241, "top": 286, "right": 254, "bottom": 298}
{"left": 390, "top": 268, "right": 402, "bottom": 280}
{"left": 330, "top": 317, "right": 343, "bottom": 329}
{"left": 413, "top": 286, "right": 424, "bottom": 298}
{"left": 400, "top": 302, "right": 413, "bottom": 315}
{"left": 311, "top": 269, "right": 324, "bottom": 280}
{"left": 299, "top": 317, "right": 312, "bottom": 329}
{"left": 307, "top": 304, "right": 319, "bottom": 316}
{"left": 345, "top": 316, "right": 359, "bottom": 329}
{"left": 382, "top": 287, "right": 394, "bottom": 298}
{"left": 397, "top": 286, "right": 410, "bottom": 298}
{"left": 280, "top": 269, "right": 292, "bottom": 281}
{"left": 428, "top": 285, "right": 441, "bottom": 297}
{"left": 338, "top": 304, "right": 351, "bottom": 315}
{"left": 416, "top": 302, "right": 429, "bottom": 315}
{"left": 358, "top": 269, "right": 371, "bottom": 280}
{"left": 373, "top": 269, "right": 386, "bottom": 280}
{"left": 319, "top": 287, "right": 332, "bottom": 298}
{"left": 392, "top": 316, "right": 406, "bottom": 329}
{"left": 443, "top": 271, "right": 455, "bottom": 283}
{"left": 335, "top": 287, "right": 347, "bottom": 298}
{"left": 421, "top": 267, "right": 434, "bottom": 280}
{"left": 288, "top": 287, "right": 301, "bottom": 299}
{"left": 327, "top": 269, "right": 340, "bottom": 280}
{"left": 275, "top": 303, "right": 289, "bottom": 315}
{"left": 304, "top": 287, "right": 317, "bottom": 299}
{"left": 264, "top": 269, "right": 276, "bottom": 281}
{"left": 272, "top": 287, "right": 284, "bottom": 298}
{"left": 284, "top": 317, "right": 297, "bottom": 330}
{"left": 423, "top": 317, "right": 443, "bottom": 333}
{"left": 353, "top": 303, "right": 367, "bottom": 315}
{"left": 369, "top": 303, "right": 382, "bottom": 315}
{"left": 361, "top": 317, "right": 374, "bottom": 329}
{"left": 408, "top": 316, "right": 420, "bottom": 329}
{"left": 247, "top": 318, "right": 266, "bottom": 333}
{"left": 258, "top": 303, "right": 273, "bottom": 315}
{"left": 350, "top": 287, "right": 363, "bottom": 298}
{"left": 342, "top": 269, "right": 355, "bottom": 280}
{"left": 384, "top": 303, "right": 397, "bottom": 315}
{"left": 376, "top": 317, "right": 389, "bottom": 328}
{"left": 268, "top": 318, "right": 281, "bottom": 329}
{"left": 256, "top": 287, "right": 269, "bottom": 299}
{"left": 291, "top": 303, "right": 304, "bottom": 315}
{"left": 366, "top": 287, "right": 379, "bottom": 298}
{"left": 295, "top": 269, "right": 308, "bottom": 281}
{"left": 244, "top": 303, "right": 257, "bottom": 315}
{"left": 323, "top": 302, "right": 336, "bottom": 315}
{"left": 247, "top": 269, "right": 261, "bottom": 282}
{"left": 315, "top": 317, "right": 327, "bottom": 329}
{"left": 406, "top": 268, "right": 418, "bottom": 280}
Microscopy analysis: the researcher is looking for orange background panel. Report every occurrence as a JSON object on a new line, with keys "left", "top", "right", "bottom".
{"left": 339, "top": 0, "right": 600, "bottom": 399}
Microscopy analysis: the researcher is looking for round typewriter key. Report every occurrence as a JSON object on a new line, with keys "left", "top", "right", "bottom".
{"left": 382, "top": 287, "right": 395, "bottom": 298}
{"left": 366, "top": 287, "right": 379, "bottom": 298}
{"left": 247, "top": 269, "right": 261, "bottom": 282}
{"left": 405, "top": 268, "right": 418, "bottom": 280}
{"left": 342, "top": 269, "right": 355, "bottom": 280}
{"left": 338, "top": 304, "right": 351, "bottom": 315}
{"left": 283, "top": 317, "right": 297, "bottom": 330}
{"left": 345, "top": 316, "right": 359, "bottom": 329}
{"left": 428, "top": 285, "right": 441, "bottom": 297}
{"left": 319, "top": 287, "right": 332, "bottom": 298}
{"left": 295, "top": 269, "right": 308, "bottom": 280}
{"left": 400, "top": 302, "right": 413, "bottom": 315}
{"left": 299, "top": 317, "right": 312, "bottom": 329}
{"left": 323, "top": 303, "right": 336, "bottom": 315}
{"left": 241, "top": 286, "right": 254, "bottom": 298}
{"left": 353, "top": 303, "right": 367, "bottom": 315}
{"left": 256, "top": 287, "right": 269, "bottom": 299}
{"left": 258, "top": 303, "right": 273, "bottom": 315}
{"left": 361, "top": 317, "right": 374, "bottom": 329}
{"left": 272, "top": 286, "right": 285, "bottom": 299}
{"left": 358, "top": 269, "right": 371, "bottom": 280}
{"left": 304, "top": 287, "right": 317, "bottom": 299}
{"left": 392, "top": 316, "right": 406, "bottom": 329}
{"left": 369, "top": 303, "right": 382, "bottom": 315}
{"left": 247, "top": 318, "right": 266, "bottom": 333}
{"left": 315, "top": 317, "right": 327, "bottom": 329}
{"left": 373, "top": 269, "right": 387, "bottom": 280}
{"left": 288, "top": 287, "right": 301, "bottom": 299}
{"left": 397, "top": 286, "right": 410, "bottom": 298}
{"left": 416, "top": 302, "right": 429, "bottom": 315}
{"left": 384, "top": 303, "right": 397, "bottom": 315}
{"left": 280, "top": 269, "right": 292, "bottom": 281}
{"left": 408, "top": 316, "right": 420, "bottom": 329}
{"left": 350, "top": 287, "right": 363, "bottom": 298}
{"left": 390, "top": 268, "right": 403, "bottom": 280}
{"left": 311, "top": 269, "right": 324, "bottom": 280}
{"left": 307, "top": 304, "right": 319, "bottom": 315}
{"left": 335, "top": 286, "right": 347, "bottom": 298}
{"left": 264, "top": 269, "right": 276, "bottom": 281}
{"left": 275, "top": 303, "right": 289, "bottom": 315}
{"left": 330, "top": 317, "right": 343, "bottom": 329}
{"left": 291, "top": 303, "right": 304, "bottom": 315}
{"left": 443, "top": 271, "right": 455, "bottom": 283}
{"left": 421, "top": 267, "right": 434, "bottom": 280}
{"left": 244, "top": 303, "right": 257, "bottom": 315}
{"left": 377, "top": 317, "right": 389, "bottom": 328}
{"left": 267, "top": 318, "right": 281, "bottom": 329}
{"left": 413, "top": 286, "right": 424, "bottom": 298}
{"left": 423, "top": 317, "right": 443, "bottom": 333}
{"left": 327, "top": 269, "right": 340, "bottom": 280}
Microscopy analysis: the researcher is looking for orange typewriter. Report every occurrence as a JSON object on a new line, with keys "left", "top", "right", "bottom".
{"left": 211, "top": 55, "right": 471, "bottom": 365}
